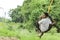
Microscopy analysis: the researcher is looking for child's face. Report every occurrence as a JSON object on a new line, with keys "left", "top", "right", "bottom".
{"left": 42, "top": 14, "right": 46, "bottom": 18}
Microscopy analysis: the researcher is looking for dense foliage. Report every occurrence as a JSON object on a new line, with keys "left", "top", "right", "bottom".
{"left": 9, "top": 0, "right": 60, "bottom": 30}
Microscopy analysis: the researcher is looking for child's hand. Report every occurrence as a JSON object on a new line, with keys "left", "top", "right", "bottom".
{"left": 52, "top": 20, "right": 56, "bottom": 25}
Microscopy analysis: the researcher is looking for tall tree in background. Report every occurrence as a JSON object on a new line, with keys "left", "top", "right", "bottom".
{"left": 9, "top": 0, "right": 60, "bottom": 29}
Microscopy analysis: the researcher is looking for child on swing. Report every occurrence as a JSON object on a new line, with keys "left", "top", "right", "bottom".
{"left": 38, "top": 12, "right": 55, "bottom": 38}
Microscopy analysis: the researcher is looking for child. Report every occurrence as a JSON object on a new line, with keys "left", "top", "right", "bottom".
{"left": 38, "top": 12, "right": 53, "bottom": 38}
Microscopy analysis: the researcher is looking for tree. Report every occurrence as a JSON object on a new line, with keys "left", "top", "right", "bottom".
{"left": 9, "top": 0, "right": 60, "bottom": 30}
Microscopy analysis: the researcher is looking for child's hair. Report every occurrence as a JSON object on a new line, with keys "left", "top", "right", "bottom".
{"left": 44, "top": 12, "right": 49, "bottom": 17}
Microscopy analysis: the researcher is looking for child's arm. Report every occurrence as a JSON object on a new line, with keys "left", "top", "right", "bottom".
{"left": 38, "top": 19, "right": 43, "bottom": 24}
{"left": 51, "top": 20, "right": 56, "bottom": 25}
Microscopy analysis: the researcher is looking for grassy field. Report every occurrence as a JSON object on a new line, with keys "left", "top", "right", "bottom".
{"left": 16, "top": 29, "right": 60, "bottom": 40}
{"left": 0, "top": 22, "right": 60, "bottom": 40}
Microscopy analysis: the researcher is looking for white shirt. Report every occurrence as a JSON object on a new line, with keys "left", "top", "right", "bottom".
{"left": 38, "top": 17, "right": 52, "bottom": 32}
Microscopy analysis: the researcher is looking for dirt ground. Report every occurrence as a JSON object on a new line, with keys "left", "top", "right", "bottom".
{"left": 0, "top": 36, "right": 19, "bottom": 40}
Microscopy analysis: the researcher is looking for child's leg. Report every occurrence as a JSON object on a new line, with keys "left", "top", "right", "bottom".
{"left": 39, "top": 32, "right": 44, "bottom": 38}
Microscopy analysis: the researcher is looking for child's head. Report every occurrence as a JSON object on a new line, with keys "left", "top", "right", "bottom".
{"left": 40, "top": 12, "right": 49, "bottom": 19}
{"left": 44, "top": 12, "right": 49, "bottom": 17}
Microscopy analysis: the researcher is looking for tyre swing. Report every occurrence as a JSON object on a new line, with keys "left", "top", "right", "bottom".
{"left": 35, "top": 0, "right": 60, "bottom": 38}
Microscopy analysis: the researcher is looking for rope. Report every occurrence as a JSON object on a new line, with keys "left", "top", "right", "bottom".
{"left": 48, "top": 0, "right": 54, "bottom": 13}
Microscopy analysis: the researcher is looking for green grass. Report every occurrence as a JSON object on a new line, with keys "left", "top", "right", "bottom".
{"left": 0, "top": 22, "right": 60, "bottom": 40}
{"left": 17, "top": 29, "right": 60, "bottom": 40}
